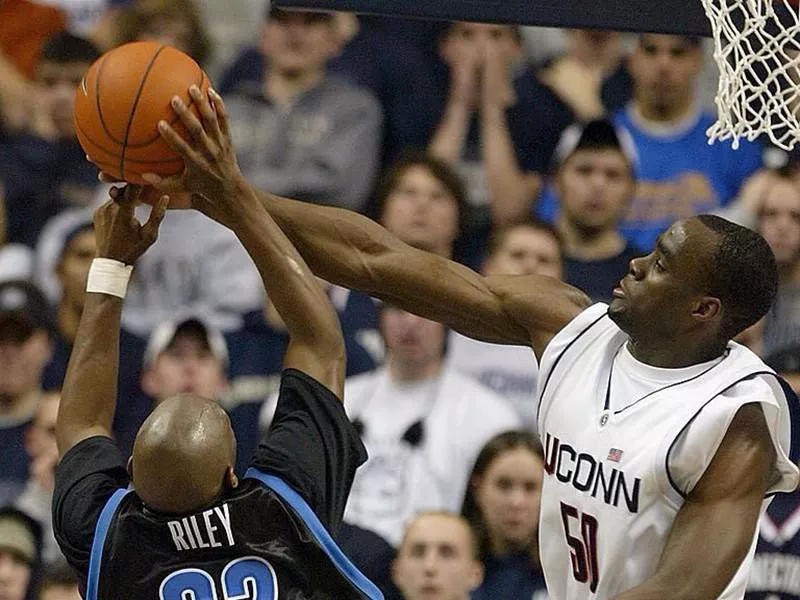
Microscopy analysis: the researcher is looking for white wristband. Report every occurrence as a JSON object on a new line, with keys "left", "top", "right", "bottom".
{"left": 86, "top": 258, "right": 133, "bottom": 298}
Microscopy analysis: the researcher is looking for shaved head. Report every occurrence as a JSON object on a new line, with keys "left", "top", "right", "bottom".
{"left": 130, "top": 394, "right": 237, "bottom": 514}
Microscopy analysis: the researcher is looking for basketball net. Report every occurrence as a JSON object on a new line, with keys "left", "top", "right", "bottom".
{"left": 702, "top": 0, "right": 800, "bottom": 149}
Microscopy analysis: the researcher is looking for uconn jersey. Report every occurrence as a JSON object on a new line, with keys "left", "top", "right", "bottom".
{"left": 537, "top": 304, "right": 799, "bottom": 600}
{"left": 52, "top": 369, "right": 383, "bottom": 600}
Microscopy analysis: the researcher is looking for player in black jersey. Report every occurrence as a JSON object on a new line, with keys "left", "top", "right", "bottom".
{"left": 52, "top": 181, "right": 382, "bottom": 599}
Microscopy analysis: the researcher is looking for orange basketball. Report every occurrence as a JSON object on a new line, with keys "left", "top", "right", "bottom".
{"left": 73, "top": 41, "right": 210, "bottom": 184}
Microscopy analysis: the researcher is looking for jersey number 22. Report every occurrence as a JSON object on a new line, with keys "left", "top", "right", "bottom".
{"left": 159, "top": 557, "right": 278, "bottom": 600}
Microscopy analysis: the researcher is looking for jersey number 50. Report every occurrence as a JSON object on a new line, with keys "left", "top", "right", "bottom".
{"left": 560, "top": 502, "right": 599, "bottom": 593}
{"left": 159, "top": 557, "right": 278, "bottom": 600}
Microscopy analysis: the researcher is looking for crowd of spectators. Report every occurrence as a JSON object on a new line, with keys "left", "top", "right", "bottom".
{"left": 2, "top": 1, "right": 800, "bottom": 598}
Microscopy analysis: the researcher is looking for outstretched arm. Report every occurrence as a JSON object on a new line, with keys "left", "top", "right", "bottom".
{"left": 207, "top": 177, "right": 346, "bottom": 398}
{"left": 148, "top": 86, "right": 590, "bottom": 358}
{"left": 612, "top": 403, "right": 778, "bottom": 600}
{"left": 56, "top": 188, "right": 167, "bottom": 459}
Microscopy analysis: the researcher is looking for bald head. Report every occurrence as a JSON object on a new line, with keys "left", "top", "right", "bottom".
{"left": 131, "top": 394, "right": 237, "bottom": 514}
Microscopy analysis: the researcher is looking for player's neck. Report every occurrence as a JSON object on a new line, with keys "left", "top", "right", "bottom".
{"left": 557, "top": 219, "right": 626, "bottom": 261}
{"left": 0, "top": 388, "right": 40, "bottom": 421}
{"left": 387, "top": 356, "right": 443, "bottom": 383}
{"left": 632, "top": 97, "right": 696, "bottom": 127}
{"left": 626, "top": 338, "right": 726, "bottom": 369}
{"left": 264, "top": 69, "right": 324, "bottom": 106}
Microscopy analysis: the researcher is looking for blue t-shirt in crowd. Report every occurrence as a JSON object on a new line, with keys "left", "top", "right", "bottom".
{"left": 612, "top": 107, "right": 762, "bottom": 251}
{"left": 536, "top": 108, "right": 763, "bottom": 252}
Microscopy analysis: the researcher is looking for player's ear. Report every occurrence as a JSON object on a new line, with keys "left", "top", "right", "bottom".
{"left": 226, "top": 466, "right": 238, "bottom": 490}
{"left": 127, "top": 456, "right": 134, "bottom": 480}
{"left": 692, "top": 296, "right": 722, "bottom": 324}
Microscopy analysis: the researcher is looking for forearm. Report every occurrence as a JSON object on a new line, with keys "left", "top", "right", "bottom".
{"left": 481, "top": 105, "right": 537, "bottom": 226}
{"left": 227, "top": 184, "right": 340, "bottom": 348}
{"left": 57, "top": 293, "right": 122, "bottom": 456}
{"left": 429, "top": 99, "right": 472, "bottom": 165}
{"left": 254, "top": 187, "right": 532, "bottom": 344}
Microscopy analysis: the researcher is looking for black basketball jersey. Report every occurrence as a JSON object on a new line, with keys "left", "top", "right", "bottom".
{"left": 52, "top": 369, "right": 382, "bottom": 600}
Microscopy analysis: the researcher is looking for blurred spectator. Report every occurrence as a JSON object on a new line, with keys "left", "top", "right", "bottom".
{"left": 40, "top": 221, "right": 95, "bottom": 389}
{"left": 552, "top": 119, "right": 642, "bottom": 302}
{"left": 0, "top": 281, "right": 55, "bottom": 506}
{"left": 36, "top": 563, "right": 80, "bottom": 600}
{"left": 540, "top": 30, "right": 632, "bottom": 120}
{"left": 0, "top": 507, "right": 42, "bottom": 600}
{"left": 225, "top": 284, "right": 378, "bottom": 474}
{"left": 142, "top": 317, "right": 228, "bottom": 405}
{"left": 462, "top": 431, "right": 547, "bottom": 600}
{"left": 377, "top": 153, "right": 468, "bottom": 260}
{"left": 391, "top": 512, "right": 484, "bottom": 600}
{"left": 429, "top": 22, "right": 572, "bottom": 245}
{"left": 613, "top": 34, "right": 762, "bottom": 251}
{"left": 109, "top": 0, "right": 211, "bottom": 65}
{"left": 121, "top": 204, "right": 263, "bottom": 336}
{"left": 224, "top": 6, "right": 382, "bottom": 213}
{"left": 221, "top": 13, "right": 441, "bottom": 168}
{"left": 36, "top": 0, "right": 107, "bottom": 39}
{"left": 338, "top": 305, "right": 520, "bottom": 546}
{"left": 140, "top": 317, "right": 265, "bottom": 469}
{"left": 0, "top": 180, "right": 34, "bottom": 281}
{"left": 755, "top": 168, "right": 800, "bottom": 358}
{"left": 34, "top": 218, "right": 148, "bottom": 458}
{"left": 0, "top": 0, "right": 66, "bottom": 130}
{"left": 446, "top": 219, "right": 561, "bottom": 429}
{"left": 15, "top": 392, "right": 61, "bottom": 568}
{"left": 0, "top": 32, "right": 100, "bottom": 247}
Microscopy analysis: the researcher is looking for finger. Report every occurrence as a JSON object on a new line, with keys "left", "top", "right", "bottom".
{"left": 170, "top": 95, "right": 218, "bottom": 161}
{"left": 109, "top": 185, "right": 122, "bottom": 200}
{"left": 99, "top": 172, "right": 122, "bottom": 184}
{"left": 141, "top": 171, "right": 185, "bottom": 193}
{"left": 158, "top": 119, "right": 213, "bottom": 170}
{"left": 190, "top": 85, "right": 223, "bottom": 148}
{"left": 209, "top": 88, "right": 231, "bottom": 142}
{"left": 116, "top": 184, "right": 142, "bottom": 215}
{"left": 142, "top": 194, "right": 169, "bottom": 240}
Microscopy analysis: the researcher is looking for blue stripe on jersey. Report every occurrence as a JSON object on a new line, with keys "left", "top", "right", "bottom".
{"left": 86, "top": 488, "right": 131, "bottom": 600}
{"left": 245, "top": 468, "right": 384, "bottom": 600}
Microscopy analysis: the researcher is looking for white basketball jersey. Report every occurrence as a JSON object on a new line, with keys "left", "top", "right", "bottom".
{"left": 537, "top": 304, "right": 799, "bottom": 600}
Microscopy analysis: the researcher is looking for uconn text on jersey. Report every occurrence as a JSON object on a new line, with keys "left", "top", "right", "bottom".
{"left": 543, "top": 433, "right": 641, "bottom": 513}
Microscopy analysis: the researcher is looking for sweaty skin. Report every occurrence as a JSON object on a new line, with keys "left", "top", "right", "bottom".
{"left": 130, "top": 396, "right": 238, "bottom": 515}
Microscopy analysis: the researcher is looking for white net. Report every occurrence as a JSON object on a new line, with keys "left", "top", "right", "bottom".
{"left": 702, "top": 0, "right": 800, "bottom": 149}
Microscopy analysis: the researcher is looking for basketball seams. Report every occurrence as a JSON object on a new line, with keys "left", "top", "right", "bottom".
{"left": 119, "top": 45, "right": 166, "bottom": 180}
{"left": 123, "top": 68, "right": 206, "bottom": 148}
{"left": 76, "top": 118, "right": 184, "bottom": 165}
{"left": 95, "top": 54, "right": 125, "bottom": 146}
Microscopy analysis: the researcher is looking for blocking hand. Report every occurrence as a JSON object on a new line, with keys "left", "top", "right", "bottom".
{"left": 94, "top": 185, "right": 168, "bottom": 264}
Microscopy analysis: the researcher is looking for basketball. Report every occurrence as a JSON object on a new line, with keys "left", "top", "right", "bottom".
{"left": 73, "top": 41, "right": 210, "bottom": 184}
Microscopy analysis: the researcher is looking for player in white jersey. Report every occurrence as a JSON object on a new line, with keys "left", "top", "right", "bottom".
{"left": 125, "top": 84, "right": 799, "bottom": 600}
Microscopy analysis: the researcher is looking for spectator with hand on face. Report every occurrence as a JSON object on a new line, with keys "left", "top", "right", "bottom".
{"left": 430, "top": 21, "right": 573, "bottom": 254}
{"left": 0, "top": 32, "right": 100, "bottom": 247}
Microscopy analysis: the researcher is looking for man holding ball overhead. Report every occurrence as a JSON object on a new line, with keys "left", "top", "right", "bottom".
{"left": 141, "top": 84, "right": 799, "bottom": 600}
{"left": 52, "top": 182, "right": 382, "bottom": 595}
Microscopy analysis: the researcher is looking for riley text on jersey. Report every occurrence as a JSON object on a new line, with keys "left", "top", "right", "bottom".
{"left": 167, "top": 503, "right": 235, "bottom": 551}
